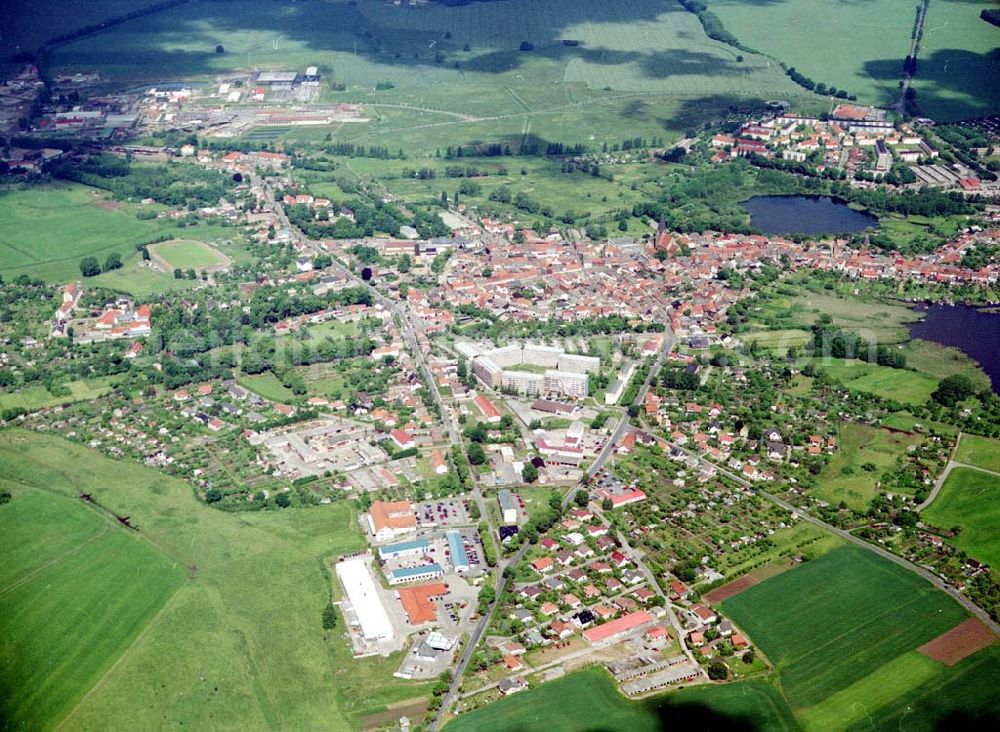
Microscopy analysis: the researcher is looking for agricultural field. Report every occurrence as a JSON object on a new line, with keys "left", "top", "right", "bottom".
{"left": 911, "top": 0, "right": 1000, "bottom": 121}
{"left": 710, "top": 0, "right": 917, "bottom": 107}
{"left": 814, "top": 422, "right": 925, "bottom": 510}
{"left": 446, "top": 667, "right": 797, "bottom": 732}
{"left": 806, "top": 357, "right": 938, "bottom": 405}
{"left": 955, "top": 433, "right": 1000, "bottom": 474}
{"left": 922, "top": 467, "right": 1000, "bottom": 569}
{"left": 721, "top": 545, "right": 969, "bottom": 710}
{"left": 149, "top": 239, "right": 229, "bottom": 271}
{"left": 0, "top": 428, "right": 426, "bottom": 730}
{"left": 0, "top": 183, "right": 175, "bottom": 282}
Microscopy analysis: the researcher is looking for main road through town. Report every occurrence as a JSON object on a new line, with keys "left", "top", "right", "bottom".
{"left": 261, "top": 176, "right": 684, "bottom": 727}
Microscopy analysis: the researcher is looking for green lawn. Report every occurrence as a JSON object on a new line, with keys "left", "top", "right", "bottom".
{"left": 721, "top": 545, "right": 968, "bottom": 710}
{"left": 807, "top": 358, "right": 937, "bottom": 405}
{"left": 446, "top": 667, "right": 797, "bottom": 732}
{"left": 151, "top": 238, "right": 228, "bottom": 270}
{"left": 955, "top": 434, "right": 1000, "bottom": 474}
{"left": 0, "top": 183, "right": 175, "bottom": 282}
{"left": 238, "top": 371, "right": 296, "bottom": 402}
{"left": 813, "top": 422, "right": 925, "bottom": 510}
{"left": 922, "top": 467, "right": 1000, "bottom": 569}
{"left": 0, "top": 485, "right": 185, "bottom": 729}
{"left": 0, "top": 429, "right": 425, "bottom": 730}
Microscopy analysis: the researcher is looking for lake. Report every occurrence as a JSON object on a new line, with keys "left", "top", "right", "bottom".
{"left": 908, "top": 304, "right": 1000, "bottom": 394}
{"left": 742, "top": 195, "right": 878, "bottom": 236}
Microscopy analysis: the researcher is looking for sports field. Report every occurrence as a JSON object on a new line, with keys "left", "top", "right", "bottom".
{"left": 721, "top": 545, "right": 969, "bottom": 710}
{"left": 445, "top": 667, "right": 797, "bottom": 732}
{"left": 922, "top": 467, "right": 1000, "bottom": 569}
{"left": 710, "top": 0, "right": 917, "bottom": 106}
{"left": 912, "top": 0, "right": 1000, "bottom": 121}
{"left": 955, "top": 433, "right": 1000, "bottom": 474}
{"left": 150, "top": 239, "right": 229, "bottom": 271}
{"left": 0, "top": 183, "right": 173, "bottom": 282}
{"left": 813, "top": 422, "right": 925, "bottom": 510}
{"left": 0, "top": 429, "right": 427, "bottom": 730}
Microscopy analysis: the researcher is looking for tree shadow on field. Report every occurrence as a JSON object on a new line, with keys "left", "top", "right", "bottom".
{"left": 656, "top": 94, "right": 776, "bottom": 135}
{"left": 863, "top": 47, "right": 1000, "bottom": 121}
{"left": 29, "top": 0, "right": 773, "bottom": 85}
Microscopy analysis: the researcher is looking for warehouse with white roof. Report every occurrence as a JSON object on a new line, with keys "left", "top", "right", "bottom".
{"left": 335, "top": 557, "right": 394, "bottom": 642}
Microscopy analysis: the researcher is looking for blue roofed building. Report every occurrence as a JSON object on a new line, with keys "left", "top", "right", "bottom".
{"left": 378, "top": 538, "right": 430, "bottom": 560}
{"left": 447, "top": 530, "right": 470, "bottom": 572}
{"left": 388, "top": 563, "right": 444, "bottom": 585}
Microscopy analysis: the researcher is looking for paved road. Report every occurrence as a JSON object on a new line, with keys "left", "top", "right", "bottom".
{"left": 430, "top": 332, "right": 676, "bottom": 729}
{"left": 657, "top": 436, "right": 1000, "bottom": 637}
{"left": 917, "top": 431, "right": 963, "bottom": 511}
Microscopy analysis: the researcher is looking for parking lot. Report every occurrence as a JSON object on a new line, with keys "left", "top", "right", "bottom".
{"left": 414, "top": 498, "right": 473, "bottom": 528}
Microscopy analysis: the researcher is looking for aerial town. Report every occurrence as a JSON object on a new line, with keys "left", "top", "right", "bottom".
{"left": 3, "top": 1, "right": 1000, "bottom": 731}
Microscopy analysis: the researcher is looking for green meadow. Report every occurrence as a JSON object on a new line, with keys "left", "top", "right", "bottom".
{"left": 151, "top": 239, "right": 228, "bottom": 270}
{"left": 955, "top": 434, "right": 1000, "bottom": 474}
{"left": 0, "top": 429, "right": 429, "bottom": 730}
{"left": 922, "top": 467, "right": 1000, "bottom": 569}
{"left": 814, "top": 422, "right": 925, "bottom": 510}
{"left": 807, "top": 357, "right": 938, "bottom": 405}
{"left": 0, "top": 183, "right": 174, "bottom": 282}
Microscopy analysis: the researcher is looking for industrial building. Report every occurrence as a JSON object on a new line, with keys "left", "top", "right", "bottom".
{"left": 336, "top": 558, "right": 394, "bottom": 641}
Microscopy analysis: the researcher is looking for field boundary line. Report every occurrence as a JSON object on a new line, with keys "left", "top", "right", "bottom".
{"left": 53, "top": 582, "right": 188, "bottom": 731}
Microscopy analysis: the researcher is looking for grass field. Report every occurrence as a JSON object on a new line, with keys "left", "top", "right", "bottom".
{"left": 0, "top": 429, "right": 427, "bottom": 730}
{"left": 756, "top": 292, "right": 916, "bottom": 345}
{"left": 955, "top": 434, "right": 1000, "bottom": 474}
{"left": 902, "top": 338, "right": 991, "bottom": 392}
{"left": 446, "top": 667, "right": 797, "bottom": 732}
{"left": 911, "top": 0, "right": 1000, "bottom": 121}
{"left": 922, "top": 467, "right": 1000, "bottom": 569}
{"left": 710, "top": 0, "right": 916, "bottom": 107}
{"left": 721, "top": 545, "right": 969, "bottom": 710}
{"left": 0, "top": 376, "right": 115, "bottom": 412}
{"left": 813, "top": 422, "right": 925, "bottom": 510}
{"left": 0, "top": 183, "right": 175, "bottom": 282}
{"left": 807, "top": 357, "right": 938, "bottom": 405}
{"left": 150, "top": 238, "right": 228, "bottom": 270}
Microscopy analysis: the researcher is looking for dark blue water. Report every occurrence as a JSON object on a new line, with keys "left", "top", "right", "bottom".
{"left": 908, "top": 304, "right": 1000, "bottom": 394}
{"left": 742, "top": 195, "right": 878, "bottom": 236}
